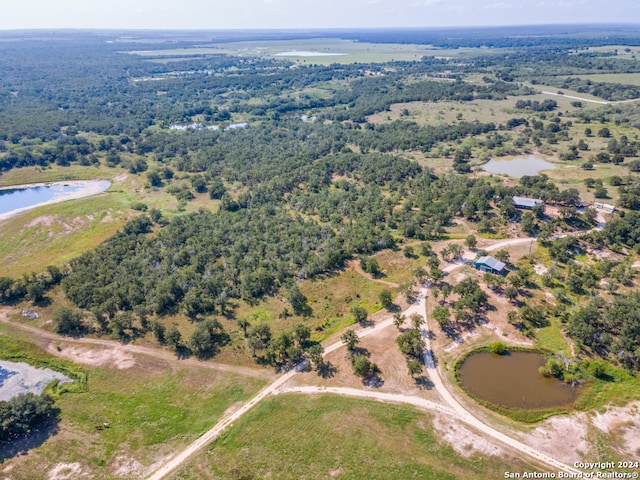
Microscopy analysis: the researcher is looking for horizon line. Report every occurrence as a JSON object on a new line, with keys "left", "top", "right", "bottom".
{"left": 1, "top": 22, "right": 640, "bottom": 33}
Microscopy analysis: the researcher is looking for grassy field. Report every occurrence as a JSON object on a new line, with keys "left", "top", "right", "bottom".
{"left": 173, "top": 394, "right": 534, "bottom": 480}
{"left": 562, "top": 73, "right": 640, "bottom": 87}
{"left": 367, "top": 92, "right": 584, "bottom": 126}
{"left": 573, "top": 363, "right": 640, "bottom": 412}
{"left": 0, "top": 190, "right": 132, "bottom": 277}
{"left": 583, "top": 45, "right": 640, "bottom": 60}
{"left": 535, "top": 316, "right": 571, "bottom": 354}
{"left": 0, "top": 165, "right": 110, "bottom": 187}
{"left": 125, "top": 38, "right": 500, "bottom": 65}
{"left": 0, "top": 166, "right": 133, "bottom": 277}
{"left": 0, "top": 329, "right": 266, "bottom": 479}
{"left": 0, "top": 164, "right": 223, "bottom": 277}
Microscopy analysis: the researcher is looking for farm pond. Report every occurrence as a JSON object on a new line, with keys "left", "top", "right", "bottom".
{"left": 457, "top": 351, "right": 581, "bottom": 410}
{"left": 483, "top": 155, "right": 557, "bottom": 178}
{"left": 0, "top": 180, "right": 111, "bottom": 220}
{"left": 0, "top": 360, "right": 71, "bottom": 401}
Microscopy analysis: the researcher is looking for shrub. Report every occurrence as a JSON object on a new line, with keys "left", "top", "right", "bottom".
{"left": 489, "top": 342, "right": 508, "bottom": 355}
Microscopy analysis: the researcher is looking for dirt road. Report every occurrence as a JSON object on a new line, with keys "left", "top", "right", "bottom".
{"left": 347, "top": 258, "right": 400, "bottom": 288}
{"left": 418, "top": 238, "right": 581, "bottom": 474}
{"left": 542, "top": 90, "right": 640, "bottom": 105}
{"left": 0, "top": 309, "right": 272, "bottom": 380}
{"left": 146, "top": 369, "right": 298, "bottom": 480}
{"left": 279, "top": 385, "right": 458, "bottom": 417}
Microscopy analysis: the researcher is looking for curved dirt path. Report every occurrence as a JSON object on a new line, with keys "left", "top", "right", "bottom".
{"left": 0, "top": 309, "right": 272, "bottom": 380}
{"left": 279, "top": 385, "right": 458, "bottom": 417}
{"left": 347, "top": 259, "right": 400, "bottom": 288}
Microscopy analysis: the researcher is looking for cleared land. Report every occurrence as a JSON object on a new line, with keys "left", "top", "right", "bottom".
{"left": 562, "top": 73, "right": 640, "bottom": 87}
{"left": 125, "top": 38, "right": 502, "bottom": 65}
{"left": 0, "top": 326, "right": 266, "bottom": 480}
{"left": 171, "top": 394, "right": 535, "bottom": 480}
{"left": 366, "top": 93, "right": 584, "bottom": 126}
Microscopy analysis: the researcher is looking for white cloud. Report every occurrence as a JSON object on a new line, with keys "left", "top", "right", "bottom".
{"left": 484, "top": 2, "right": 513, "bottom": 9}
{"left": 413, "top": 0, "right": 444, "bottom": 6}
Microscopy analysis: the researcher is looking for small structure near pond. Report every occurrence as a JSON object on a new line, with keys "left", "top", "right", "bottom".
{"left": 473, "top": 256, "right": 506, "bottom": 275}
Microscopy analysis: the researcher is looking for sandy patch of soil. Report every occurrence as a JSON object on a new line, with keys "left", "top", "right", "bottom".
{"left": 22, "top": 215, "right": 58, "bottom": 239}
{"left": 520, "top": 413, "right": 590, "bottom": 465}
{"left": 432, "top": 415, "right": 504, "bottom": 458}
{"left": 21, "top": 214, "right": 93, "bottom": 237}
{"left": 329, "top": 467, "right": 345, "bottom": 477}
{"left": 544, "top": 205, "right": 561, "bottom": 219}
{"left": 591, "top": 402, "right": 640, "bottom": 456}
{"left": 443, "top": 330, "right": 481, "bottom": 352}
{"left": 289, "top": 322, "right": 440, "bottom": 401}
{"left": 47, "top": 345, "right": 136, "bottom": 370}
{"left": 48, "top": 462, "right": 91, "bottom": 480}
{"left": 24, "top": 215, "right": 58, "bottom": 229}
{"left": 112, "top": 455, "right": 145, "bottom": 478}
{"left": 113, "top": 173, "right": 129, "bottom": 182}
{"left": 533, "top": 263, "right": 548, "bottom": 275}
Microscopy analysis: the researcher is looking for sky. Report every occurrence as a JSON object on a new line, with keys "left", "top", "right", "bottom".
{"left": 1, "top": 0, "right": 639, "bottom": 30}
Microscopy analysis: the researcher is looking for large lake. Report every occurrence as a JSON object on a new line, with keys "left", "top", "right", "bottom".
{"left": 457, "top": 351, "right": 581, "bottom": 410}
{"left": 0, "top": 180, "right": 111, "bottom": 219}
{"left": 483, "top": 155, "right": 557, "bottom": 178}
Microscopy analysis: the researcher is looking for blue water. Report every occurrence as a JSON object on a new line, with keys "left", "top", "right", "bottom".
{"left": 0, "top": 180, "right": 110, "bottom": 216}
{"left": 483, "top": 155, "right": 556, "bottom": 178}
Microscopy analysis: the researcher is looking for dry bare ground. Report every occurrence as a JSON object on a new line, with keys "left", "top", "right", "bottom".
{"left": 519, "top": 413, "right": 592, "bottom": 465}
{"left": 591, "top": 402, "right": 640, "bottom": 457}
{"left": 48, "top": 462, "right": 91, "bottom": 480}
{"left": 431, "top": 415, "right": 505, "bottom": 458}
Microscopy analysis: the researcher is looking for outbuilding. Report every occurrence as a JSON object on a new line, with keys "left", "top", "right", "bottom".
{"left": 473, "top": 256, "right": 506, "bottom": 274}
{"left": 512, "top": 196, "right": 543, "bottom": 210}
{"left": 594, "top": 202, "right": 615, "bottom": 213}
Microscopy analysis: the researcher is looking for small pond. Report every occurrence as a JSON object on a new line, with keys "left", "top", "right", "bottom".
{"left": 0, "top": 360, "right": 71, "bottom": 401}
{"left": 483, "top": 155, "right": 557, "bottom": 178}
{"left": 457, "top": 351, "right": 581, "bottom": 410}
{"left": 0, "top": 180, "right": 110, "bottom": 219}
{"left": 274, "top": 51, "right": 347, "bottom": 57}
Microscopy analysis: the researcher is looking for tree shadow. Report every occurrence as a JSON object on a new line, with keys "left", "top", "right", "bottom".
{"left": 363, "top": 375, "right": 384, "bottom": 388}
{"left": 221, "top": 301, "right": 240, "bottom": 319}
{"left": 349, "top": 347, "right": 371, "bottom": 358}
{"left": 175, "top": 345, "right": 192, "bottom": 360}
{"left": 317, "top": 362, "right": 337, "bottom": 378}
{"left": 32, "top": 297, "right": 52, "bottom": 308}
{"left": 0, "top": 418, "right": 60, "bottom": 463}
{"left": 358, "top": 318, "right": 375, "bottom": 328}
{"left": 385, "top": 303, "right": 401, "bottom": 313}
{"left": 415, "top": 376, "right": 435, "bottom": 390}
